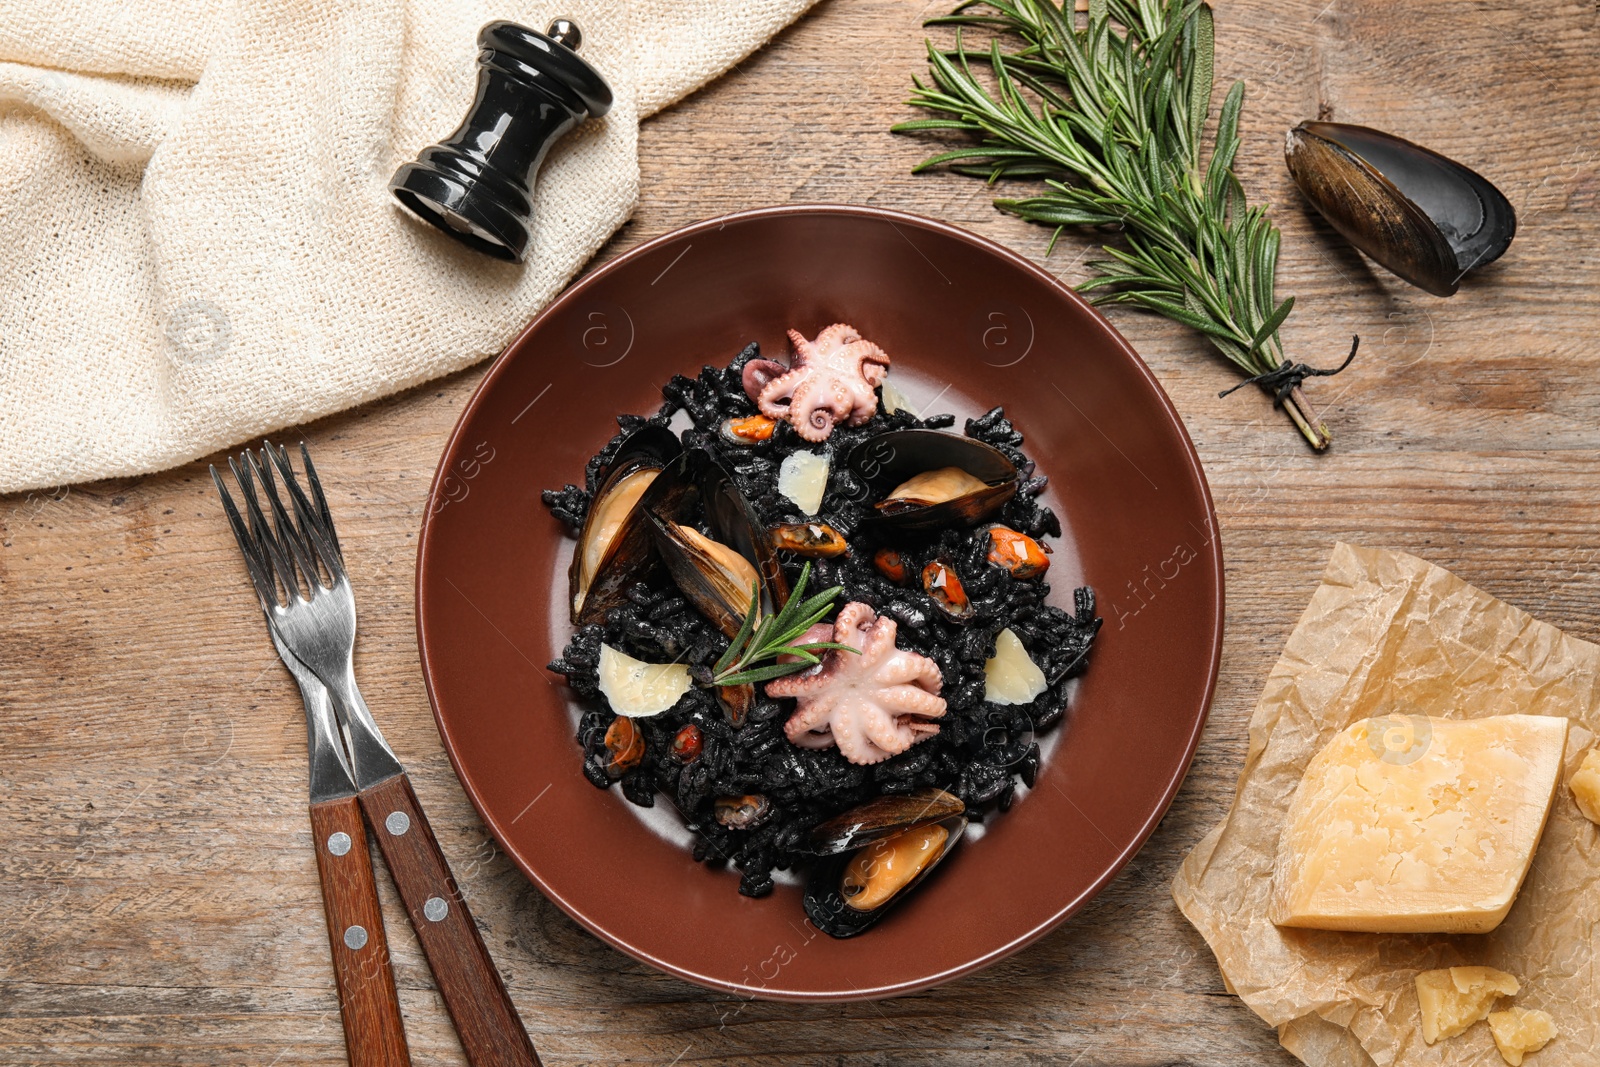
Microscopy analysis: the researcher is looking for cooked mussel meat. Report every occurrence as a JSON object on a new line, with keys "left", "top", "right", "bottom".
{"left": 714, "top": 794, "right": 774, "bottom": 829}
{"left": 922, "top": 555, "right": 973, "bottom": 621}
{"left": 670, "top": 723, "right": 703, "bottom": 763}
{"left": 849, "top": 429, "right": 1019, "bottom": 531}
{"left": 568, "top": 425, "right": 681, "bottom": 624}
{"left": 873, "top": 546, "right": 908, "bottom": 584}
{"left": 717, "top": 682, "right": 755, "bottom": 727}
{"left": 986, "top": 525, "right": 1050, "bottom": 579}
{"left": 720, "top": 414, "right": 776, "bottom": 445}
{"left": 1285, "top": 121, "right": 1515, "bottom": 297}
{"left": 804, "top": 787, "right": 966, "bottom": 938}
{"left": 646, "top": 450, "right": 789, "bottom": 638}
{"left": 603, "top": 716, "right": 645, "bottom": 778}
{"left": 769, "top": 521, "right": 848, "bottom": 558}
{"left": 841, "top": 823, "right": 949, "bottom": 911}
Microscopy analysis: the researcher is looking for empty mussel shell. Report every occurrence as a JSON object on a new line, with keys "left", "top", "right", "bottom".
{"left": 1285, "top": 121, "right": 1515, "bottom": 297}
{"left": 849, "top": 429, "right": 1019, "bottom": 531}
{"left": 646, "top": 449, "right": 790, "bottom": 638}
{"left": 568, "top": 424, "right": 681, "bottom": 625}
{"left": 803, "top": 789, "right": 967, "bottom": 938}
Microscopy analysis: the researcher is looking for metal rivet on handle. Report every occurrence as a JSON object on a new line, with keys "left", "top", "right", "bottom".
{"left": 385, "top": 811, "right": 410, "bottom": 836}
{"left": 423, "top": 896, "right": 449, "bottom": 922}
{"left": 344, "top": 925, "right": 368, "bottom": 950}
{"left": 326, "top": 832, "right": 352, "bottom": 856}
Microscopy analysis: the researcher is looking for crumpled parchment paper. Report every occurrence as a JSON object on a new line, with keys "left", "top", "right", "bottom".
{"left": 1173, "top": 543, "right": 1600, "bottom": 1067}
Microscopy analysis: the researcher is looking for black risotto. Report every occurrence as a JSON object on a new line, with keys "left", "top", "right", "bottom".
{"left": 543, "top": 343, "right": 1100, "bottom": 897}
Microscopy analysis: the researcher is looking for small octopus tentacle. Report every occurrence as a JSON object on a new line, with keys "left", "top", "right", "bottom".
{"left": 861, "top": 703, "right": 917, "bottom": 757}
{"left": 876, "top": 685, "right": 947, "bottom": 720}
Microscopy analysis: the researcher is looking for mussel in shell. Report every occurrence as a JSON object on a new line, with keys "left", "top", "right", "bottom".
{"left": 646, "top": 449, "right": 789, "bottom": 638}
{"left": 803, "top": 787, "right": 966, "bottom": 938}
{"left": 849, "top": 429, "right": 1019, "bottom": 531}
{"left": 873, "top": 546, "right": 908, "bottom": 584}
{"left": 720, "top": 414, "right": 776, "bottom": 446}
{"left": 714, "top": 794, "right": 774, "bottom": 830}
{"left": 769, "top": 521, "right": 848, "bottom": 558}
{"left": 986, "top": 525, "right": 1050, "bottom": 579}
{"left": 602, "top": 716, "right": 645, "bottom": 778}
{"left": 568, "top": 425, "right": 681, "bottom": 625}
{"left": 1285, "top": 122, "right": 1515, "bottom": 297}
{"left": 921, "top": 555, "right": 973, "bottom": 622}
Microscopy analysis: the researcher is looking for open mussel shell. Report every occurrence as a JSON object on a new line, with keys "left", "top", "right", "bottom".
{"left": 645, "top": 449, "right": 790, "bottom": 638}
{"left": 806, "top": 787, "right": 966, "bottom": 855}
{"left": 803, "top": 788, "right": 967, "bottom": 939}
{"left": 1285, "top": 122, "right": 1515, "bottom": 297}
{"left": 568, "top": 425, "right": 682, "bottom": 625}
{"left": 849, "top": 429, "right": 1019, "bottom": 532}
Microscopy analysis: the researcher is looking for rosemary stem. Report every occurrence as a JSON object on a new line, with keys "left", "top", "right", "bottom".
{"left": 1284, "top": 385, "right": 1330, "bottom": 451}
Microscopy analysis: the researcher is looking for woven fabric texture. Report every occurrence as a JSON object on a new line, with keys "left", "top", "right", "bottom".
{"left": 0, "top": 0, "right": 813, "bottom": 491}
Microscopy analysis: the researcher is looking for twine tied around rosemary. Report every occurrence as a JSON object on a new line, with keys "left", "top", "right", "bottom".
{"left": 1218, "top": 335, "right": 1360, "bottom": 406}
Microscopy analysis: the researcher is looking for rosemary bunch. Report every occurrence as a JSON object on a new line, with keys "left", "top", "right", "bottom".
{"left": 894, "top": 0, "right": 1349, "bottom": 450}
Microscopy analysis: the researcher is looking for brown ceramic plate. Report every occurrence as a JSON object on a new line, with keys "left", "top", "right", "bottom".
{"left": 416, "top": 205, "right": 1223, "bottom": 1001}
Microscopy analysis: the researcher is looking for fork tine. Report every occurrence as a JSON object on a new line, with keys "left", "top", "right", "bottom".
{"left": 211, "top": 464, "right": 281, "bottom": 611}
{"left": 232, "top": 452, "right": 304, "bottom": 603}
{"left": 265, "top": 441, "right": 347, "bottom": 583}
{"left": 249, "top": 447, "right": 324, "bottom": 596}
{"left": 299, "top": 442, "right": 343, "bottom": 563}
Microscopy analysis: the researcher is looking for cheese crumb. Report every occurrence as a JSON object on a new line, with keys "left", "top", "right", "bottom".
{"left": 1416, "top": 967, "right": 1519, "bottom": 1044}
{"left": 777, "top": 450, "right": 829, "bottom": 515}
{"left": 984, "top": 628, "right": 1047, "bottom": 705}
{"left": 1488, "top": 1007, "right": 1557, "bottom": 1066}
{"left": 1570, "top": 745, "right": 1600, "bottom": 824}
{"left": 597, "top": 644, "right": 692, "bottom": 717}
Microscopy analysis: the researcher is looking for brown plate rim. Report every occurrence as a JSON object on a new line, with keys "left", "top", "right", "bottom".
{"left": 414, "top": 203, "right": 1225, "bottom": 1000}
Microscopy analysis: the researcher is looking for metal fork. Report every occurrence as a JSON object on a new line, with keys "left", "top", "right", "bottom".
{"left": 214, "top": 462, "right": 410, "bottom": 1067}
{"left": 215, "top": 443, "right": 541, "bottom": 1067}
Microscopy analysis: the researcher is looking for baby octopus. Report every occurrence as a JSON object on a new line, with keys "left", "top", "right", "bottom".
{"left": 767, "top": 602, "right": 946, "bottom": 765}
{"left": 741, "top": 324, "right": 890, "bottom": 442}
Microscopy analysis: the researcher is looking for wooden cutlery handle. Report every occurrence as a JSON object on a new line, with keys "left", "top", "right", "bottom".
{"left": 308, "top": 796, "right": 412, "bottom": 1067}
{"left": 361, "top": 773, "right": 541, "bottom": 1067}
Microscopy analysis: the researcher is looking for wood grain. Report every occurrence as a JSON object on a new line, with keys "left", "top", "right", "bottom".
{"left": 3, "top": 0, "right": 1599, "bottom": 1064}
{"left": 307, "top": 797, "right": 410, "bottom": 1067}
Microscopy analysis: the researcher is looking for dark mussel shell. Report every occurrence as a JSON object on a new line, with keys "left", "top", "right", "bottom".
{"left": 1285, "top": 122, "right": 1516, "bottom": 297}
{"left": 568, "top": 424, "right": 682, "bottom": 625}
{"left": 806, "top": 787, "right": 966, "bottom": 855}
{"left": 645, "top": 449, "right": 790, "bottom": 638}
{"left": 849, "top": 429, "right": 1019, "bottom": 532}
{"left": 803, "top": 788, "right": 967, "bottom": 938}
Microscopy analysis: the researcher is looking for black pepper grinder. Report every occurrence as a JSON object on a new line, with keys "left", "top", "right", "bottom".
{"left": 390, "top": 18, "right": 612, "bottom": 262}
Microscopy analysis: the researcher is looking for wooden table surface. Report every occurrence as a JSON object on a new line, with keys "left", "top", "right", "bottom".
{"left": 4, "top": 1, "right": 1597, "bottom": 1063}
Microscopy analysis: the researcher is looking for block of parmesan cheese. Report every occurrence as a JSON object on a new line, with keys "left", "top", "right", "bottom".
{"left": 1271, "top": 715, "right": 1568, "bottom": 934}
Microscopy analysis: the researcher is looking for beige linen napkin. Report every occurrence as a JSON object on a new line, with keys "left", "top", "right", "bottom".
{"left": 1173, "top": 542, "right": 1600, "bottom": 1067}
{"left": 0, "top": 0, "right": 815, "bottom": 492}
